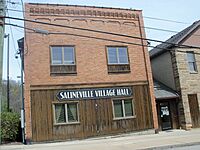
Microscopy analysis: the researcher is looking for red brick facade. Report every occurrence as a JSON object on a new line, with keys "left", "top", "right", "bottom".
{"left": 24, "top": 3, "right": 158, "bottom": 141}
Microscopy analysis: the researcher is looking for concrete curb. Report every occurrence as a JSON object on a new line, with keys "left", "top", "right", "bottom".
{"left": 1, "top": 129, "right": 200, "bottom": 150}
{"left": 143, "top": 142, "right": 200, "bottom": 150}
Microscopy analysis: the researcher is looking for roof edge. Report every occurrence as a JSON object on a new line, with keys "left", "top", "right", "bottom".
{"left": 176, "top": 20, "right": 200, "bottom": 44}
{"left": 149, "top": 46, "right": 173, "bottom": 60}
{"left": 153, "top": 79, "right": 179, "bottom": 99}
{"left": 26, "top": 2, "right": 142, "bottom": 12}
{"left": 150, "top": 20, "right": 200, "bottom": 59}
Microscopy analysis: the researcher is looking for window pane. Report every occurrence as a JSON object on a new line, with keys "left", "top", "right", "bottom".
{"left": 67, "top": 103, "right": 78, "bottom": 122}
{"left": 118, "top": 47, "right": 128, "bottom": 64}
{"left": 187, "top": 52, "right": 197, "bottom": 72}
{"left": 189, "top": 62, "right": 196, "bottom": 72}
{"left": 187, "top": 52, "right": 195, "bottom": 62}
{"left": 55, "top": 104, "right": 66, "bottom": 123}
{"left": 113, "top": 100, "right": 123, "bottom": 118}
{"left": 64, "top": 47, "right": 75, "bottom": 64}
{"left": 108, "top": 47, "right": 118, "bottom": 64}
{"left": 124, "top": 100, "right": 133, "bottom": 117}
{"left": 51, "top": 47, "right": 62, "bottom": 64}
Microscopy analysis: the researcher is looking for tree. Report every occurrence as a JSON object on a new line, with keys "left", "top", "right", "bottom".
{"left": 1, "top": 79, "right": 21, "bottom": 113}
{"left": 0, "top": 111, "right": 20, "bottom": 142}
{"left": 0, "top": 80, "right": 21, "bottom": 143}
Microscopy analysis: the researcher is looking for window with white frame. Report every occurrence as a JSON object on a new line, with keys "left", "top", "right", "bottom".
{"left": 113, "top": 99, "right": 135, "bottom": 119}
{"left": 187, "top": 52, "right": 197, "bottom": 72}
{"left": 51, "top": 46, "right": 75, "bottom": 65}
{"left": 53, "top": 103, "right": 79, "bottom": 124}
{"left": 107, "top": 47, "right": 129, "bottom": 64}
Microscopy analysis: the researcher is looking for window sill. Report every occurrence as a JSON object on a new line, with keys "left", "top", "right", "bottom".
{"left": 189, "top": 71, "right": 198, "bottom": 74}
{"left": 108, "top": 63, "right": 130, "bottom": 65}
{"left": 108, "top": 64, "right": 131, "bottom": 73}
{"left": 108, "top": 71, "right": 131, "bottom": 74}
{"left": 53, "top": 122, "right": 80, "bottom": 126}
{"left": 50, "top": 65, "right": 77, "bottom": 76}
{"left": 113, "top": 116, "right": 136, "bottom": 121}
{"left": 50, "top": 72, "right": 77, "bottom": 76}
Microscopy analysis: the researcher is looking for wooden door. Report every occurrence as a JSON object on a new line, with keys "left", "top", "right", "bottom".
{"left": 93, "top": 99, "right": 113, "bottom": 134}
{"left": 188, "top": 94, "right": 200, "bottom": 128}
{"left": 81, "top": 99, "right": 113, "bottom": 137}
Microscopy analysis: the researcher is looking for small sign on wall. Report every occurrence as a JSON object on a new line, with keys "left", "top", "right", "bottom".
{"left": 57, "top": 87, "right": 133, "bottom": 101}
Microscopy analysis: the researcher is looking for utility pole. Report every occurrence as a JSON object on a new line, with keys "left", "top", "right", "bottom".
{"left": 0, "top": 0, "right": 5, "bottom": 144}
{"left": 0, "top": 1, "right": 5, "bottom": 93}
{"left": 20, "top": 45, "right": 25, "bottom": 144}
{"left": 17, "top": 37, "right": 26, "bottom": 144}
{"left": 7, "top": 34, "right": 9, "bottom": 112}
{"left": 4, "top": 33, "right": 9, "bottom": 111}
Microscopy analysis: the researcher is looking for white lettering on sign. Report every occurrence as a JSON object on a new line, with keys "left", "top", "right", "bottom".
{"left": 116, "top": 88, "right": 129, "bottom": 96}
{"left": 95, "top": 89, "right": 116, "bottom": 97}
{"left": 57, "top": 87, "right": 132, "bottom": 101}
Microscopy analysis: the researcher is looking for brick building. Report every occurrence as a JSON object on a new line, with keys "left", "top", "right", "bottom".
{"left": 24, "top": 3, "right": 158, "bottom": 142}
{"left": 150, "top": 20, "right": 200, "bottom": 130}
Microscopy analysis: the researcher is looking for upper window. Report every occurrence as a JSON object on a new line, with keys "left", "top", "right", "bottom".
{"left": 50, "top": 46, "right": 76, "bottom": 75}
{"left": 107, "top": 47, "right": 129, "bottom": 64}
{"left": 51, "top": 46, "right": 75, "bottom": 65}
{"left": 187, "top": 52, "right": 197, "bottom": 73}
{"left": 112, "top": 99, "right": 135, "bottom": 119}
{"left": 53, "top": 103, "right": 79, "bottom": 125}
{"left": 107, "top": 47, "right": 130, "bottom": 73}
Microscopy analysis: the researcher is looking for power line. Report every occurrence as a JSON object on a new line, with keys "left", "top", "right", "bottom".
{"left": 12, "top": 24, "right": 24, "bottom": 33}
{"left": 5, "top": 7, "right": 21, "bottom": 69}
{"left": 6, "top": 12, "right": 17, "bottom": 51}
{"left": 19, "top": 0, "right": 29, "bottom": 56}
{"left": 4, "top": 8, "right": 191, "bottom": 25}
{"left": 6, "top": 8, "right": 196, "bottom": 35}
{"left": 20, "top": 0, "right": 24, "bottom": 17}
{"left": 143, "top": 16, "right": 189, "bottom": 24}
{"left": 6, "top": 1, "right": 21, "bottom": 5}
{"left": 5, "top": 22, "right": 200, "bottom": 56}
{"left": 7, "top": 8, "right": 25, "bottom": 13}
{"left": 6, "top": 8, "right": 200, "bottom": 37}
{"left": 4, "top": 16, "right": 200, "bottom": 50}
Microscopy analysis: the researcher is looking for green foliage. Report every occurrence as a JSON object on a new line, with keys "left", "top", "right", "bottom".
{"left": 0, "top": 112, "right": 20, "bottom": 142}
{"left": 1, "top": 101, "right": 7, "bottom": 112}
{"left": 1, "top": 80, "right": 21, "bottom": 113}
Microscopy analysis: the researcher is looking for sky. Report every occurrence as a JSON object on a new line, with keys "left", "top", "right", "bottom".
{"left": 3, "top": 0, "right": 200, "bottom": 81}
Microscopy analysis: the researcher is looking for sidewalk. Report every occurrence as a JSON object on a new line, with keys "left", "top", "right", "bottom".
{"left": 1, "top": 129, "right": 200, "bottom": 150}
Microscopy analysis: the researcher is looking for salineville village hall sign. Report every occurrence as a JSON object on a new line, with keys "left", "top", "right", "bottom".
{"left": 57, "top": 87, "right": 133, "bottom": 101}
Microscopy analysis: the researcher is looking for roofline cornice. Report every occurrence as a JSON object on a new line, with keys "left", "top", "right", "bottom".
{"left": 27, "top": 3, "right": 142, "bottom": 12}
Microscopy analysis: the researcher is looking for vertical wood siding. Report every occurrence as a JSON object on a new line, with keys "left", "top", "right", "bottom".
{"left": 31, "top": 84, "right": 154, "bottom": 142}
{"left": 188, "top": 94, "right": 200, "bottom": 128}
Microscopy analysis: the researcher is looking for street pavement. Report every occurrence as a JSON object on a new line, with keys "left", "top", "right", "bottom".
{"left": 165, "top": 145, "right": 200, "bottom": 150}
{"left": 1, "top": 128, "right": 200, "bottom": 150}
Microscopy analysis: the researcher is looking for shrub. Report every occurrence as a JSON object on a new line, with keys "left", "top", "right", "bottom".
{"left": 0, "top": 112, "right": 20, "bottom": 142}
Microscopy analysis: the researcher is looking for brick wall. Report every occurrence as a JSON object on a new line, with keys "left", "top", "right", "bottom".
{"left": 24, "top": 3, "right": 157, "bottom": 140}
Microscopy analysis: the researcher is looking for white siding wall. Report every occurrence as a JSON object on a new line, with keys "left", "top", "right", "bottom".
{"left": 151, "top": 52, "right": 176, "bottom": 90}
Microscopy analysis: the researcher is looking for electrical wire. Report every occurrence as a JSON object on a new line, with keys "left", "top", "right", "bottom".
{"left": 7, "top": 8, "right": 200, "bottom": 38}
{"left": 4, "top": 16, "right": 200, "bottom": 50}
{"left": 6, "top": 1, "right": 21, "bottom": 5}
{"left": 5, "top": 7, "right": 21, "bottom": 69}
{"left": 5, "top": 22, "right": 200, "bottom": 56}
{"left": 3, "top": 8, "right": 193, "bottom": 25}
{"left": 20, "top": 0, "right": 24, "bottom": 16}
{"left": 7, "top": 8, "right": 26, "bottom": 13}
{"left": 19, "top": 0, "right": 29, "bottom": 56}
{"left": 143, "top": 16, "right": 189, "bottom": 24}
